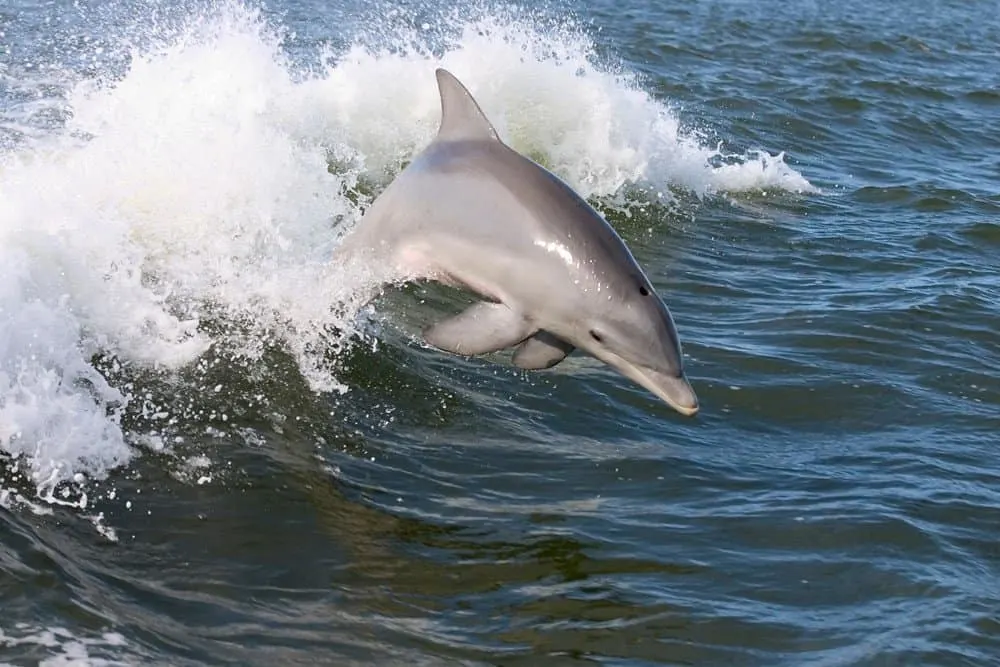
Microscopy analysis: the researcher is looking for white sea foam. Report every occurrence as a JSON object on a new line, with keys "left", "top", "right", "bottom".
{"left": 0, "top": 624, "right": 130, "bottom": 667}
{"left": 0, "top": 0, "right": 815, "bottom": 503}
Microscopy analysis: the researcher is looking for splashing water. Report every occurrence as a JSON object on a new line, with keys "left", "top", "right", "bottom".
{"left": 0, "top": 0, "right": 814, "bottom": 506}
{"left": 0, "top": 623, "right": 130, "bottom": 666}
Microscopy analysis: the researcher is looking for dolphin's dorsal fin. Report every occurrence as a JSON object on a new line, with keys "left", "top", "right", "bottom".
{"left": 434, "top": 68, "right": 499, "bottom": 143}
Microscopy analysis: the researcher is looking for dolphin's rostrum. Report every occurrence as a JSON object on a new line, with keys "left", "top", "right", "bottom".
{"left": 336, "top": 69, "right": 699, "bottom": 416}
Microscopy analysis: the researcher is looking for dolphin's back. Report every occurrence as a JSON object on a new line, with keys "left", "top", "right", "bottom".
{"left": 405, "top": 138, "right": 647, "bottom": 287}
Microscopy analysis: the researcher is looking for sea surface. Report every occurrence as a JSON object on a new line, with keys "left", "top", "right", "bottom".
{"left": 1, "top": 0, "right": 998, "bottom": 665}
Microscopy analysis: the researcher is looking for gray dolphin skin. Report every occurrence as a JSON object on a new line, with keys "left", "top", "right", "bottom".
{"left": 336, "top": 68, "right": 699, "bottom": 416}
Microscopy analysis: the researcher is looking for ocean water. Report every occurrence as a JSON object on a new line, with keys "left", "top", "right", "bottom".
{"left": 0, "top": 0, "right": 997, "bottom": 664}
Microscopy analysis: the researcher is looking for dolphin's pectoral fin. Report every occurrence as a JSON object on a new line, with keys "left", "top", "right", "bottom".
{"left": 423, "top": 302, "right": 532, "bottom": 356}
{"left": 512, "top": 332, "right": 575, "bottom": 370}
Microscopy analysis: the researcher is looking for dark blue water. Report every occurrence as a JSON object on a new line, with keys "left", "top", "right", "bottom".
{"left": 1, "top": 0, "right": 998, "bottom": 665}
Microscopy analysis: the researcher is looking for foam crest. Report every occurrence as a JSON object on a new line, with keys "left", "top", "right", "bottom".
{"left": 302, "top": 8, "right": 816, "bottom": 197}
{"left": 1, "top": 0, "right": 815, "bottom": 504}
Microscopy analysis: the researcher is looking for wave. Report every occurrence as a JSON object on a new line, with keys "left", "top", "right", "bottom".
{"left": 0, "top": 0, "right": 815, "bottom": 506}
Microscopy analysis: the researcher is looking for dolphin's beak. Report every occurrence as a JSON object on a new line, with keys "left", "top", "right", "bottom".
{"left": 598, "top": 353, "right": 700, "bottom": 416}
{"left": 631, "top": 366, "right": 700, "bottom": 416}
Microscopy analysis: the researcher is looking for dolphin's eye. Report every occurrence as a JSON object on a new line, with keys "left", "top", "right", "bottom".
{"left": 639, "top": 285, "right": 650, "bottom": 296}
{"left": 589, "top": 330, "right": 603, "bottom": 343}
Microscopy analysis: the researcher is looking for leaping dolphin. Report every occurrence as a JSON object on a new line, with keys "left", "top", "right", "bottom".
{"left": 336, "top": 68, "right": 699, "bottom": 416}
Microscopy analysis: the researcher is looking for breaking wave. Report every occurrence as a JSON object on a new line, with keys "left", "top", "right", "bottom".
{"left": 0, "top": 0, "right": 814, "bottom": 506}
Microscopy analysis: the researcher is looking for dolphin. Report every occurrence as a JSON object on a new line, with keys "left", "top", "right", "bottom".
{"left": 335, "top": 68, "right": 699, "bottom": 416}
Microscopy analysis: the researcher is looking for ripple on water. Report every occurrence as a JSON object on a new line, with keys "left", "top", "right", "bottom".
{"left": 959, "top": 220, "right": 1000, "bottom": 245}
{"left": 964, "top": 89, "right": 1000, "bottom": 106}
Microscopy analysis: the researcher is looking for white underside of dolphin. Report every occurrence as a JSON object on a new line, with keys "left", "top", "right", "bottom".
{"left": 334, "top": 69, "right": 699, "bottom": 416}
